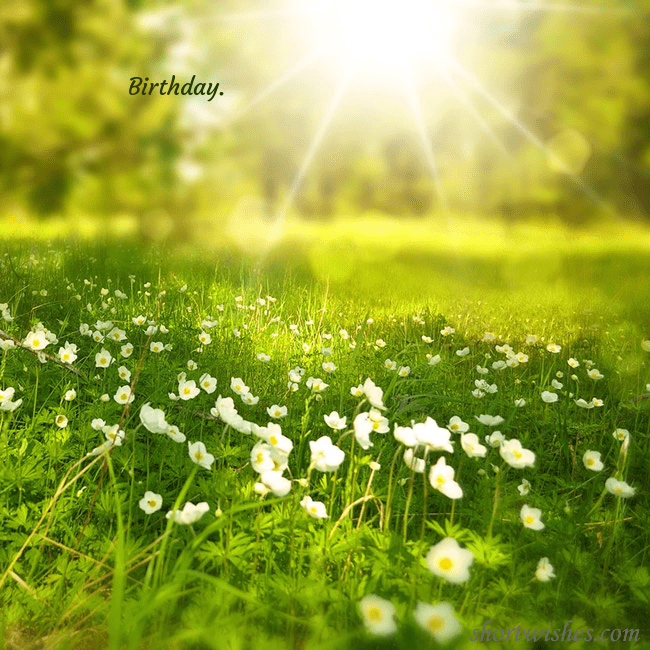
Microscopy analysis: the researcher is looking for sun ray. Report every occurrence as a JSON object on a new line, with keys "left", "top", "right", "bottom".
{"left": 434, "top": 63, "right": 512, "bottom": 159}
{"left": 402, "top": 70, "right": 450, "bottom": 218}
{"left": 227, "top": 50, "right": 321, "bottom": 124}
{"left": 260, "top": 66, "right": 357, "bottom": 258}
{"left": 445, "top": 55, "right": 622, "bottom": 218}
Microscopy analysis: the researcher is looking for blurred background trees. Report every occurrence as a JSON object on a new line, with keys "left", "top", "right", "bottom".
{"left": 0, "top": 0, "right": 649, "bottom": 239}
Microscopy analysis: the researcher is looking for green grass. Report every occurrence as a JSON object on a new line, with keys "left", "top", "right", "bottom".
{"left": 0, "top": 224, "right": 649, "bottom": 649}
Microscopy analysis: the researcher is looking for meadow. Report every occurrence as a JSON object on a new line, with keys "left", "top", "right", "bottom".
{"left": 1, "top": 218, "right": 649, "bottom": 650}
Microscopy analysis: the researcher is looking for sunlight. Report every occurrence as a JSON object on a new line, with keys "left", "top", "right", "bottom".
{"left": 296, "top": 0, "right": 459, "bottom": 71}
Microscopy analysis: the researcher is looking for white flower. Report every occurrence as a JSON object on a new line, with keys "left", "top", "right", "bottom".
{"left": 241, "top": 392, "right": 259, "bottom": 406}
{"left": 456, "top": 347, "right": 470, "bottom": 357}
{"left": 500, "top": 439, "right": 535, "bottom": 469}
{"left": 535, "top": 557, "right": 555, "bottom": 582}
{"left": 546, "top": 343, "right": 561, "bottom": 353}
{"left": 64, "top": 389, "right": 76, "bottom": 402}
{"left": 305, "top": 377, "right": 328, "bottom": 393}
{"left": 117, "top": 366, "right": 131, "bottom": 382}
{"left": 166, "top": 425, "right": 186, "bottom": 443}
{"left": 55, "top": 414, "right": 68, "bottom": 429}
{"left": 514, "top": 398, "right": 526, "bottom": 407}
{"left": 642, "top": 339, "right": 650, "bottom": 352}
{"left": 140, "top": 403, "right": 169, "bottom": 434}
{"left": 429, "top": 457, "right": 463, "bottom": 499}
{"left": 199, "top": 331, "right": 212, "bottom": 346}
{"left": 583, "top": 450, "right": 604, "bottom": 472}
{"left": 517, "top": 478, "right": 531, "bottom": 496}
{"left": 520, "top": 504, "right": 545, "bottom": 530}
{"left": 363, "top": 378, "right": 385, "bottom": 409}
{"left": 440, "top": 326, "right": 455, "bottom": 337}
{"left": 392, "top": 424, "right": 416, "bottom": 447}
{"left": 322, "top": 361, "right": 337, "bottom": 373}
{"left": 91, "top": 418, "right": 105, "bottom": 431}
{"left": 149, "top": 341, "right": 164, "bottom": 353}
{"left": 267, "top": 404, "right": 288, "bottom": 419}
{"left": 568, "top": 357, "right": 580, "bottom": 368}
{"left": 257, "top": 352, "right": 271, "bottom": 362}
{"left": 309, "top": 436, "right": 345, "bottom": 472}
{"left": 358, "top": 595, "right": 397, "bottom": 637}
{"left": 260, "top": 470, "right": 292, "bottom": 497}
{"left": 486, "top": 431, "right": 505, "bottom": 447}
{"left": 404, "top": 448, "right": 426, "bottom": 473}
{"left": 251, "top": 441, "right": 275, "bottom": 474}
{"left": 178, "top": 379, "right": 200, "bottom": 400}
{"left": 353, "top": 413, "right": 374, "bottom": 450}
{"left": 574, "top": 398, "right": 594, "bottom": 409}
{"left": 188, "top": 441, "right": 215, "bottom": 470}
{"left": 447, "top": 416, "right": 469, "bottom": 434}
{"left": 425, "top": 537, "right": 474, "bottom": 584}
{"left": 23, "top": 330, "right": 50, "bottom": 351}
{"left": 324, "top": 411, "right": 347, "bottom": 430}
{"left": 58, "top": 344, "right": 78, "bottom": 364}
{"left": 375, "top": 338, "right": 387, "bottom": 348}
{"left": 139, "top": 491, "right": 163, "bottom": 514}
{"left": 258, "top": 423, "right": 293, "bottom": 456}
{"left": 107, "top": 327, "right": 126, "bottom": 342}
{"left": 350, "top": 384, "right": 364, "bottom": 397}
{"left": 397, "top": 365, "right": 410, "bottom": 377}
{"left": 605, "top": 477, "right": 636, "bottom": 498}
{"left": 460, "top": 433, "right": 487, "bottom": 458}
{"left": 613, "top": 428, "right": 629, "bottom": 442}
{"left": 413, "top": 418, "right": 454, "bottom": 453}
{"left": 384, "top": 359, "right": 396, "bottom": 371}
{"left": 475, "top": 414, "right": 504, "bottom": 426}
{"left": 166, "top": 501, "right": 210, "bottom": 525}
{"left": 120, "top": 343, "right": 133, "bottom": 358}
{"left": 199, "top": 373, "right": 217, "bottom": 394}
{"left": 95, "top": 348, "right": 112, "bottom": 368}
{"left": 300, "top": 496, "right": 328, "bottom": 519}
{"left": 428, "top": 354, "right": 442, "bottom": 366}
{"left": 551, "top": 379, "right": 563, "bottom": 390}
{"left": 103, "top": 425, "right": 125, "bottom": 446}
{"left": 413, "top": 601, "right": 462, "bottom": 643}
{"left": 113, "top": 385, "right": 135, "bottom": 404}
{"left": 541, "top": 391, "right": 558, "bottom": 403}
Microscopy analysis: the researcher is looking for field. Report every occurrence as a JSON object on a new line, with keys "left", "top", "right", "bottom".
{"left": 1, "top": 217, "right": 649, "bottom": 649}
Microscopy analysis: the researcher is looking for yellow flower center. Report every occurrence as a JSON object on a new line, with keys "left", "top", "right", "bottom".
{"left": 269, "top": 436, "right": 278, "bottom": 446}
{"left": 148, "top": 499, "right": 157, "bottom": 508}
{"left": 525, "top": 516, "right": 534, "bottom": 525}
{"left": 428, "top": 615, "right": 445, "bottom": 632}
{"left": 183, "top": 388, "right": 191, "bottom": 395}
{"left": 586, "top": 457, "right": 594, "bottom": 466}
{"left": 194, "top": 451, "right": 204, "bottom": 461}
{"left": 120, "top": 393, "right": 128, "bottom": 401}
{"left": 436, "top": 475, "right": 446, "bottom": 485}
{"left": 367, "top": 607, "right": 383, "bottom": 622}
{"left": 513, "top": 450, "right": 522, "bottom": 459}
{"left": 310, "top": 506, "right": 318, "bottom": 514}
{"left": 256, "top": 453, "right": 264, "bottom": 464}
{"left": 33, "top": 339, "right": 40, "bottom": 347}
{"left": 439, "top": 557, "right": 453, "bottom": 571}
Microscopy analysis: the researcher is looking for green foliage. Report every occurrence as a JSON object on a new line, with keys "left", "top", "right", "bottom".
{"left": 0, "top": 238, "right": 649, "bottom": 649}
